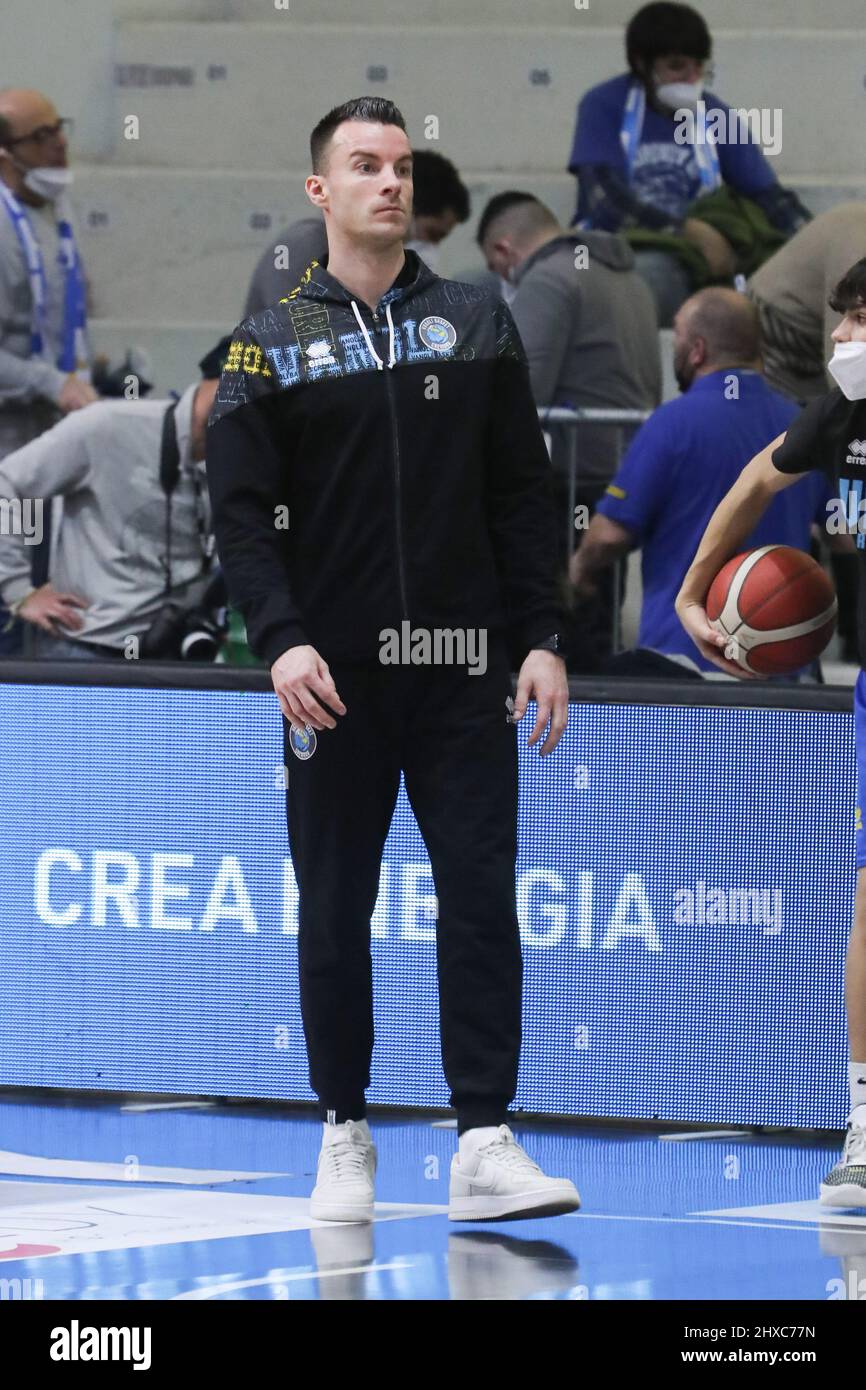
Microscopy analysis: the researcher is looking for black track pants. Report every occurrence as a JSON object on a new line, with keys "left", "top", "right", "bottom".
{"left": 284, "top": 639, "right": 522, "bottom": 1134}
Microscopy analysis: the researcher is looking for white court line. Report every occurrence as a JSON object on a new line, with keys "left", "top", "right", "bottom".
{"left": 563, "top": 1212, "right": 866, "bottom": 1233}
{"left": 173, "top": 1262, "right": 415, "bottom": 1299}
{"left": 0, "top": 1150, "right": 289, "bottom": 1185}
{"left": 694, "top": 1199, "right": 866, "bottom": 1225}
{"left": 659, "top": 1130, "right": 751, "bottom": 1142}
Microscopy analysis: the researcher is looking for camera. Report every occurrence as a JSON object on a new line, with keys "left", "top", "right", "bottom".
{"left": 139, "top": 572, "right": 229, "bottom": 661}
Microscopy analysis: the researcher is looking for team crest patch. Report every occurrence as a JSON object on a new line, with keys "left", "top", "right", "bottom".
{"left": 289, "top": 724, "right": 317, "bottom": 760}
{"left": 419, "top": 315, "right": 457, "bottom": 352}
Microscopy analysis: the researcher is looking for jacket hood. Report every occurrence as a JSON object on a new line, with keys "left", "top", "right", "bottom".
{"left": 516, "top": 230, "right": 636, "bottom": 282}
{"left": 288, "top": 247, "right": 439, "bottom": 309}
{"left": 286, "top": 248, "right": 441, "bottom": 372}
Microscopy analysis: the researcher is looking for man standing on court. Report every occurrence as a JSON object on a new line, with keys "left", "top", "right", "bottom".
{"left": 206, "top": 98, "right": 581, "bottom": 1223}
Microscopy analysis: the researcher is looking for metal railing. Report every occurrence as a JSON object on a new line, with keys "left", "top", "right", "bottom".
{"left": 538, "top": 405, "right": 651, "bottom": 653}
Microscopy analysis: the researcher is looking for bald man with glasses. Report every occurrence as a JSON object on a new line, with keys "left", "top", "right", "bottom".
{"left": 0, "top": 88, "right": 97, "bottom": 654}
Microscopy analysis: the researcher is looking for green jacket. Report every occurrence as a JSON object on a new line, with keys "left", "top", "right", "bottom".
{"left": 625, "top": 187, "right": 788, "bottom": 287}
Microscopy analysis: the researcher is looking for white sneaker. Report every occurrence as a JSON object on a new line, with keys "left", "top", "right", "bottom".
{"left": 449, "top": 1124, "right": 581, "bottom": 1222}
{"left": 310, "top": 1118, "right": 376, "bottom": 1223}
{"left": 820, "top": 1113, "right": 866, "bottom": 1209}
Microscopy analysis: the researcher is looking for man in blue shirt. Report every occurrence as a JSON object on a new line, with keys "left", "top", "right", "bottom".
{"left": 567, "top": 2, "right": 810, "bottom": 325}
{"left": 569, "top": 288, "right": 843, "bottom": 676}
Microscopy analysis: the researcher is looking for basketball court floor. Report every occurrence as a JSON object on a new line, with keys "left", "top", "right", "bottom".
{"left": 1, "top": 1091, "right": 864, "bottom": 1301}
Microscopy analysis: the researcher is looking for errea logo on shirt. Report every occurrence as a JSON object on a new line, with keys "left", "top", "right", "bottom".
{"left": 305, "top": 340, "right": 336, "bottom": 366}
{"left": 847, "top": 440, "right": 866, "bottom": 465}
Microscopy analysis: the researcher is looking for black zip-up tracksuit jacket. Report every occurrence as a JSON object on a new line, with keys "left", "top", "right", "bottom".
{"left": 205, "top": 249, "right": 565, "bottom": 670}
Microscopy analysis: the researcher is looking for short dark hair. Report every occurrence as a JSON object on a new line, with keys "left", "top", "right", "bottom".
{"left": 0, "top": 113, "right": 14, "bottom": 148}
{"left": 412, "top": 150, "right": 470, "bottom": 223}
{"left": 198, "top": 335, "right": 234, "bottom": 379}
{"left": 829, "top": 258, "right": 866, "bottom": 315}
{"left": 310, "top": 97, "right": 407, "bottom": 175}
{"left": 626, "top": 2, "right": 712, "bottom": 76}
{"left": 476, "top": 191, "right": 537, "bottom": 247}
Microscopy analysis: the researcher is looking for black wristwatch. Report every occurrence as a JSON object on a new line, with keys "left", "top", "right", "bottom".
{"left": 532, "top": 632, "right": 567, "bottom": 657}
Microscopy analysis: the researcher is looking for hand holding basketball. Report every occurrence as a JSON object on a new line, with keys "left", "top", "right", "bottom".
{"left": 705, "top": 546, "right": 837, "bottom": 676}
{"left": 675, "top": 595, "right": 759, "bottom": 678}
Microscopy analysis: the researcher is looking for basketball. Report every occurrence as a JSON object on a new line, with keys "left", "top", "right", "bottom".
{"left": 706, "top": 545, "right": 838, "bottom": 676}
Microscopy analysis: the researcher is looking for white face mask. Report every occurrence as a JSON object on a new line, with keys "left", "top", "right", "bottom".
{"left": 404, "top": 238, "right": 441, "bottom": 273}
{"left": 655, "top": 80, "right": 703, "bottom": 111}
{"left": 22, "top": 166, "right": 74, "bottom": 200}
{"left": 828, "top": 341, "right": 866, "bottom": 401}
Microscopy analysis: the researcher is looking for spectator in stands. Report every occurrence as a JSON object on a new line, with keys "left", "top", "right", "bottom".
{"left": 244, "top": 149, "right": 470, "bottom": 315}
{"left": 0, "top": 88, "right": 97, "bottom": 654}
{"left": 568, "top": 288, "right": 850, "bottom": 678}
{"left": 0, "top": 339, "right": 230, "bottom": 661}
{"left": 749, "top": 203, "right": 866, "bottom": 404}
{"left": 567, "top": 2, "right": 811, "bottom": 327}
{"left": 478, "top": 190, "right": 661, "bottom": 668}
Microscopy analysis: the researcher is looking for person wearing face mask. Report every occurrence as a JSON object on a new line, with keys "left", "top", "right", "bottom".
{"left": 0, "top": 88, "right": 98, "bottom": 655}
{"left": 567, "top": 3, "right": 810, "bottom": 326}
{"left": 676, "top": 259, "right": 866, "bottom": 1208}
{"left": 242, "top": 148, "right": 470, "bottom": 317}
{"left": 567, "top": 287, "right": 841, "bottom": 678}
{"left": 0, "top": 338, "right": 230, "bottom": 660}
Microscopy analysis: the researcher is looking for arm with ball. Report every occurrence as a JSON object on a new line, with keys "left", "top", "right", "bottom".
{"left": 675, "top": 431, "right": 808, "bottom": 677}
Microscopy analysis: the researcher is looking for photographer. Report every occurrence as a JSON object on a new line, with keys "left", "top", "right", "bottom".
{"left": 0, "top": 337, "right": 231, "bottom": 661}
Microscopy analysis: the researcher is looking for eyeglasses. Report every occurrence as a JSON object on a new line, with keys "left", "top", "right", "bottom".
{"left": 5, "top": 117, "right": 74, "bottom": 148}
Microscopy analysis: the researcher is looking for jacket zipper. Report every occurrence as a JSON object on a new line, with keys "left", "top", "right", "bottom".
{"left": 375, "top": 308, "right": 410, "bottom": 622}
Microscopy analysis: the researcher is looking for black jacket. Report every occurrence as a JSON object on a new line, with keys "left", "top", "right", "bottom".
{"left": 206, "top": 249, "right": 564, "bottom": 668}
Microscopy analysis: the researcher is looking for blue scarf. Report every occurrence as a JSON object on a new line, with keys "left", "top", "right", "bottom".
{"left": 0, "top": 180, "right": 88, "bottom": 375}
{"left": 620, "top": 80, "right": 721, "bottom": 193}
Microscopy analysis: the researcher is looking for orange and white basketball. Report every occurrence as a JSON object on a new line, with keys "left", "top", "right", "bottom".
{"left": 705, "top": 545, "right": 837, "bottom": 676}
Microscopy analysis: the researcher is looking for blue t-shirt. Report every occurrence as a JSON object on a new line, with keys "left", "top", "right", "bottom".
{"left": 569, "top": 73, "right": 778, "bottom": 229}
{"left": 595, "top": 371, "right": 833, "bottom": 671}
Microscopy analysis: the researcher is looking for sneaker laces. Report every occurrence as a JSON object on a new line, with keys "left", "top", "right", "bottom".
{"left": 321, "top": 1131, "right": 372, "bottom": 1181}
{"left": 476, "top": 1125, "right": 544, "bottom": 1174}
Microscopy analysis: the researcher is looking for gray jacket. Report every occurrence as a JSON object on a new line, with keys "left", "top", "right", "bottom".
{"left": 0, "top": 384, "right": 212, "bottom": 647}
{"left": 510, "top": 231, "right": 661, "bottom": 485}
{"left": 244, "top": 216, "right": 328, "bottom": 317}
